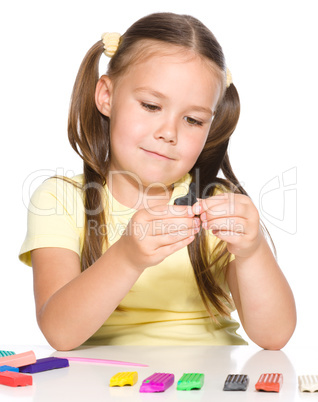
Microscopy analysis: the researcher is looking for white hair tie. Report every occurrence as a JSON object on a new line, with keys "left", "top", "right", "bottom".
{"left": 101, "top": 32, "right": 121, "bottom": 57}
{"left": 226, "top": 68, "right": 233, "bottom": 88}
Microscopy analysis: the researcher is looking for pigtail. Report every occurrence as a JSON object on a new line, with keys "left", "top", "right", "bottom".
{"left": 68, "top": 41, "right": 110, "bottom": 271}
{"left": 188, "top": 83, "right": 244, "bottom": 318}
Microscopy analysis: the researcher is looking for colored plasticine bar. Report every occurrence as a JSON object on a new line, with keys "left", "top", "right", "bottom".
{"left": 0, "top": 365, "right": 19, "bottom": 373}
{"left": 298, "top": 375, "right": 318, "bottom": 392}
{"left": 255, "top": 373, "right": 283, "bottom": 392}
{"left": 223, "top": 374, "right": 249, "bottom": 391}
{"left": 0, "top": 371, "right": 33, "bottom": 387}
{"left": 140, "top": 373, "right": 174, "bottom": 393}
{"left": 0, "top": 351, "right": 36, "bottom": 368}
{"left": 177, "top": 373, "right": 204, "bottom": 390}
{"left": 0, "top": 351, "right": 15, "bottom": 357}
{"left": 109, "top": 371, "right": 138, "bottom": 387}
{"left": 174, "top": 182, "right": 198, "bottom": 206}
{"left": 20, "top": 357, "right": 69, "bottom": 374}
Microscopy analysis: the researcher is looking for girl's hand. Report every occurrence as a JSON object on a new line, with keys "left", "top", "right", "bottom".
{"left": 195, "top": 193, "right": 262, "bottom": 259}
{"left": 117, "top": 204, "right": 200, "bottom": 271}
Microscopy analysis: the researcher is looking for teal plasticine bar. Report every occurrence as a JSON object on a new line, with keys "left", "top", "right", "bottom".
{"left": 0, "top": 351, "right": 15, "bottom": 357}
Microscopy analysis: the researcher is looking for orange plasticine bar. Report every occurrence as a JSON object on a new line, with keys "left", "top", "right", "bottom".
{"left": 255, "top": 373, "right": 283, "bottom": 392}
{"left": 0, "top": 351, "right": 36, "bottom": 368}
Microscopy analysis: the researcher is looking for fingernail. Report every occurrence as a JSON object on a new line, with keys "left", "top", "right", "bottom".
{"left": 201, "top": 212, "right": 207, "bottom": 221}
{"left": 193, "top": 203, "right": 201, "bottom": 215}
{"left": 194, "top": 218, "right": 201, "bottom": 227}
{"left": 187, "top": 206, "right": 194, "bottom": 216}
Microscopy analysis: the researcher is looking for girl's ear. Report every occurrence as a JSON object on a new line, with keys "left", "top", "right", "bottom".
{"left": 95, "top": 75, "right": 113, "bottom": 117}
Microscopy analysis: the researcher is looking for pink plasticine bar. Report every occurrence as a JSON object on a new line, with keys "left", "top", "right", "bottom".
{"left": 66, "top": 357, "right": 148, "bottom": 367}
{"left": 0, "top": 351, "right": 36, "bottom": 368}
{"left": 140, "top": 373, "right": 175, "bottom": 393}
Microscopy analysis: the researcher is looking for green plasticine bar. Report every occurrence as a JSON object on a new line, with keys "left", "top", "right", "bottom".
{"left": 177, "top": 373, "right": 204, "bottom": 390}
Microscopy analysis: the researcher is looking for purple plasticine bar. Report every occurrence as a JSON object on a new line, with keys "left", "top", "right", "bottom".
{"left": 20, "top": 357, "right": 69, "bottom": 373}
{"left": 140, "top": 373, "right": 174, "bottom": 393}
{"left": 0, "top": 351, "right": 36, "bottom": 368}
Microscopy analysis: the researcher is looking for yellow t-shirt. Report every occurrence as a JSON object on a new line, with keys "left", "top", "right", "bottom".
{"left": 19, "top": 173, "right": 247, "bottom": 346}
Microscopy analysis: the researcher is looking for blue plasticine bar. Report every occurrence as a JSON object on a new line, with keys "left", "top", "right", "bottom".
{"left": 0, "top": 365, "right": 19, "bottom": 373}
{"left": 20, "top": 357, "right": 69, "bottom": 373}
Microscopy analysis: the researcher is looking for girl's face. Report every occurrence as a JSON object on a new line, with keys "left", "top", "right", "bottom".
{"left": 103, "top": 49, "right": 222, "bottom": 191}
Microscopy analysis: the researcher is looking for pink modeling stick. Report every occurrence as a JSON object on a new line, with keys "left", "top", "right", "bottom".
{"left": 66, "top": 357, "right": 148, "bottom": 367}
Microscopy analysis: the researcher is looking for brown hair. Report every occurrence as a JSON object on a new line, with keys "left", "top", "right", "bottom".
{"left": 67, "top": 12, "right": 255, "bottom": 319}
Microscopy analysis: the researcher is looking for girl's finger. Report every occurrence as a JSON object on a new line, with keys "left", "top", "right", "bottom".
{"left": 158, "top": 233, "right": 196, "bottom": 258}
{"left": 202, "top": 216, "right": 246, "bottom": 234}
{"left": 143, "top": 204, "right": 195, "bottom": 219}
{"left": 153, "top": 226, "right": 200, "bottom": 248}
{"left": 202, "top": 202, "right": 249, "bottom": 220}
{"left": 150, "top": 217, "right": 201, "bottom": 236}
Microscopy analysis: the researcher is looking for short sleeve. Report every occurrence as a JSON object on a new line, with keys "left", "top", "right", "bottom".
{"left": 19, "top": 176, "right": 85, "bottom": 267}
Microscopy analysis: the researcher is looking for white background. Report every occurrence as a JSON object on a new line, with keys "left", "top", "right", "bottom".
{"left": 1, "top": 0, "right": 317, "bottom": 349}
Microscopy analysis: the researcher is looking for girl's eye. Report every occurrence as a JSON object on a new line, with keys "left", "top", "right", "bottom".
{"left": 141, "top": 102, "right": 161, "bottom": 112}
{"left": 185, "top": 117, "right": 203, "bottom": 126}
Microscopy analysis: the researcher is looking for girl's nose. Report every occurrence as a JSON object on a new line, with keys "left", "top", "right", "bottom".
{"left": 153, "top": 119, "right": 178, "bottom": 144}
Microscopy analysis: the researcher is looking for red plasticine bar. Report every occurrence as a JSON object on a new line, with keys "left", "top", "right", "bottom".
{"left": 0, "top": 351, "right": 36, "bottom": 368}
{"left": 255, "top": 373, "right": 283, "bottom": 392}
{"left": 0, "top": 371, "right": 33, "bottom": 387}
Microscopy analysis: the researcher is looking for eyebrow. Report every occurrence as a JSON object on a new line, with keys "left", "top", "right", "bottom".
{"left": 134, "top": 86, "right": 213, "bottom": 116}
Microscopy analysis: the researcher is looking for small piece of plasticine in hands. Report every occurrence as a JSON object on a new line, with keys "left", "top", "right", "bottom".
{"left": 174, "top": 182, "right": 198, "bottom": 206}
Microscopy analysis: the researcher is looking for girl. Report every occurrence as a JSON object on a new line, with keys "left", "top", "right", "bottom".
{"left": 19, "top": 12, "right": 296, "bottom": 351}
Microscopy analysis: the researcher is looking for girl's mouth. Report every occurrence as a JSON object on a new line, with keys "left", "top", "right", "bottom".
{"left": 141, "top": 148, "right": 174, "bottom": 160}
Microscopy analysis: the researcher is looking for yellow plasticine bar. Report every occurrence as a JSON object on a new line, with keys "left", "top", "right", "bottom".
{"left": 0, "top": 351, "right": 36, "bottom": 368}
{"left": 110, "top": 371, "right": 138, "bottom": 387}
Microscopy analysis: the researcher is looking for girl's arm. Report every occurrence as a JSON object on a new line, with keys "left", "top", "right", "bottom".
{"left": 32, "top": 204, "right": 199, "bottom": 351}
{"left": 32, "top": 244, "right": 142, "bottom": 351}
{"left": 196, "top": 194, "right": 296, "bottom": 350}
{"left": 226, "top": 235, "right": 296, "bottom": 350}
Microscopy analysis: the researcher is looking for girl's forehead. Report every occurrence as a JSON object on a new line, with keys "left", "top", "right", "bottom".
{"left": 111, "top": 39, "right": 223, "bottom": 85}
{"left": 134, "top": 41, "right": 218, "bottom": 71}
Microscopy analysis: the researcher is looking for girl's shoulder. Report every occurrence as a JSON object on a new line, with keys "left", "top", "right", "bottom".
{"left": 28, "top": 174, "right": 85, "bottom": 212}
{"left": 34, "top": 173, "right": 84, "bottom": 193}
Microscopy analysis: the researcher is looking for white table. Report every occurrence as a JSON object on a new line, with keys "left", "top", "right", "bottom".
{"left": 1, "top": 344, "right": 317, "bottom": 401}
